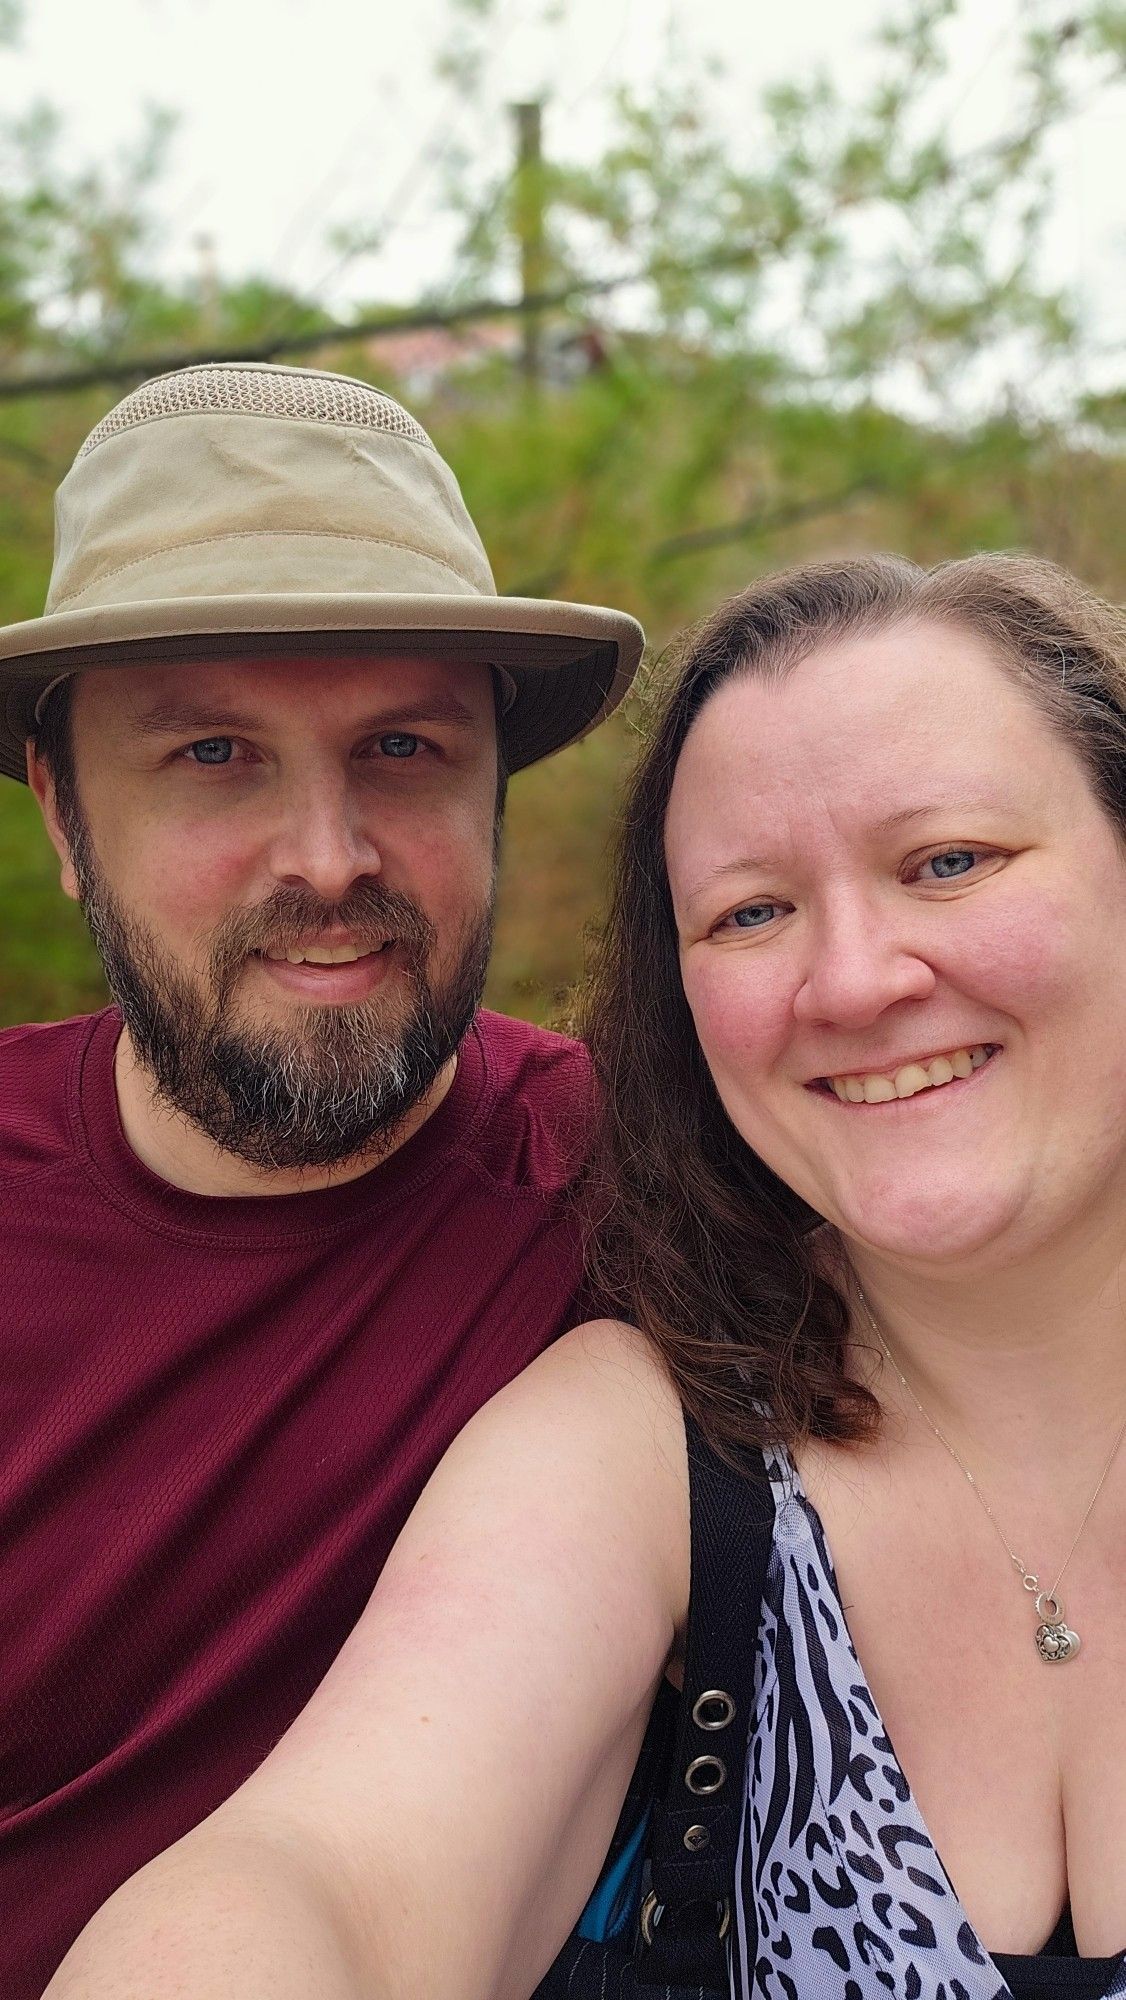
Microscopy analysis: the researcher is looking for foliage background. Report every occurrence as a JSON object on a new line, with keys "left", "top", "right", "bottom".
{"left": 0, "top": 0, "right": 1122, "bottom": 1027}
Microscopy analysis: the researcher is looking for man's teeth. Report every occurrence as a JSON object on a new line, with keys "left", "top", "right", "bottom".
{"left": 263, "top": 943, "right": 385, "bottom": 965}
{"left": 828, "top": 1045, "right": 990, "bottom": 1104}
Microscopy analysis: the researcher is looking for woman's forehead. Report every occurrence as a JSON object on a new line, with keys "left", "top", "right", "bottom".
{"left": 664, "top": 619, "right": 1080, "bottom": 870}
{"left": 696, "top": 619, "right": 1018, "bottom": 732}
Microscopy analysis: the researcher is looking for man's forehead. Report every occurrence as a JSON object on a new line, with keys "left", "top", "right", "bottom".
{"left": 77, "top": 652, "right": 495, "bottom": 731}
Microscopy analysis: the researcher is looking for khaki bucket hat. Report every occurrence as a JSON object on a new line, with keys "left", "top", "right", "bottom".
{"left": 0, "top": 360, "right": 645, "bottom": 780}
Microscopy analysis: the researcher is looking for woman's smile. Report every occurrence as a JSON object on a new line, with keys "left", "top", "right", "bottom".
{"left": 813, "top": 1040, "right": 997, "bottom": 1102}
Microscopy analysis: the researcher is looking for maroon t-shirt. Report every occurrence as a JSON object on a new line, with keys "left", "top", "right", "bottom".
{"left": 0, "top": 1005, "right": 592, "bottom": 1996}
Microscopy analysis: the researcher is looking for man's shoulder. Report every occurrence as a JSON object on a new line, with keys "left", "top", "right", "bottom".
{"left": 0, "top": 1008, "right": 106, "bottom": 1174}
{"left": 466, "top": 1010, "right": 595, "bottom": 1195}
{"left": 474, "top": 1007, "right": 591, "bottom": 1083}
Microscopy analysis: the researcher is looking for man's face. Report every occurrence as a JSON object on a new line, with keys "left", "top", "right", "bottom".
{"left": 29, "top": 651, "right": 501, "bottom": 1170}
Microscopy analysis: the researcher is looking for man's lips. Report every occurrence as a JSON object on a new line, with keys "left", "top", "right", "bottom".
{"left": 257, "top": 939, "right": 393, "bottom": 967}
{"left": 250, "top": 941, "right": 399, "bottom": 1003}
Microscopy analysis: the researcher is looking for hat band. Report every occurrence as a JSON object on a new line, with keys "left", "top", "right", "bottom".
{"left": 49, "top": 529, "right": 487, "bottom": 617}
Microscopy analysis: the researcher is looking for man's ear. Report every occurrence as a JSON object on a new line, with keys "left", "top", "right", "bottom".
{"left": 26, "top": 739, "right": 80, "bottom": 903}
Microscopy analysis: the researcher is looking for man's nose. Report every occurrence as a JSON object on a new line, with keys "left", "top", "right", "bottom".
{"left": 264, "top": 772, "right": 382, "bottom": 905}
{"left": 792, "top": 898, "right": 936, "bottom": 1027}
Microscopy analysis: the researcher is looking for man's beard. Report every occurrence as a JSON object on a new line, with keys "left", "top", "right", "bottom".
{"left": 69, "top": 821, "right": 492, "bottom": 1173}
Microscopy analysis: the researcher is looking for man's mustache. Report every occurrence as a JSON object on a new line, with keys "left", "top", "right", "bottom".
{"left": 208, "top": 882, "right": 436, "bottom": 995}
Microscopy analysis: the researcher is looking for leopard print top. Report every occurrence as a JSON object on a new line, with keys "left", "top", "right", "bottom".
{"left": 732, "top": 1448, "right": 1126, "bottom": 2000}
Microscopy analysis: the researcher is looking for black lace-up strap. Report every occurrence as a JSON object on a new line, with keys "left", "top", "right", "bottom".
{"left": 634, "top": 1414, "right": 774, "bottom": 1989}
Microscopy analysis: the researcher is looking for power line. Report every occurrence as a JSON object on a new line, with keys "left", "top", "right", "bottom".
{"left": 651, "top": 482, "right": 884, "bottom": 562}
{"left": 0, "top": 241, "right": 767, "bottom": 402}
{"left": 0, "top": 282, "right": 600, "bottom": 401}
{"left": 0, "top": 65, "right": 1100, "bottom": 409}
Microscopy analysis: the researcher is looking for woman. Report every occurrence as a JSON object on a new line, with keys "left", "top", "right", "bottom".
{"left": 46, "top": 552, "right": 1126, "bottom": 2000}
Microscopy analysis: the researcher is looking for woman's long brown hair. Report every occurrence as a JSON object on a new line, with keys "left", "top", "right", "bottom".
{"left": 579, "top": 552, "right": 1126, "bottom": 1463}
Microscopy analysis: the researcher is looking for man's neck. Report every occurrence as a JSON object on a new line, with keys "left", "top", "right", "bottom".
{"left": 112, "top": 1029, "right": 458, "bottom": 1197}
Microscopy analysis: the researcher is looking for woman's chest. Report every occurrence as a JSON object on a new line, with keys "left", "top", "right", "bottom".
{"left": 774, "top": 1448, "right": 1126, "bottom": 1959}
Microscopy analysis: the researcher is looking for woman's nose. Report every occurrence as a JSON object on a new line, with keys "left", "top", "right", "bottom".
{"left": 792, "top": 907, "right": 936, "bottom": 1027}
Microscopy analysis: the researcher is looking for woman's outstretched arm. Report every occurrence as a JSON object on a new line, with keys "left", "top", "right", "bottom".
{"left": 43, "top": 1322, "right": 689, "bottom": 2000}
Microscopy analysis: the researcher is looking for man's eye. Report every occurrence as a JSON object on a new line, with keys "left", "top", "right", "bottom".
{"left": 920, "top": 848, "right": 980, "bottom": 880}
{"left": 378, "top": 733, "right": 420, "bottom": 758}
{"left": 187, "top": 738, "right": 235, "bottom": 765}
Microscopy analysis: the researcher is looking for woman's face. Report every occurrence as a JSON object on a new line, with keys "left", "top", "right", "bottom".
{"left": 665, "top": 618, "right": 1126, "bottom": 1269}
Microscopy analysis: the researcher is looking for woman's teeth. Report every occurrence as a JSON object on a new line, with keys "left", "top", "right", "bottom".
{"left": 827, "top": 1045, "right": 991, "bottom": 1103}
{"left": 263, "top": 942, "right": 386, "bottom": 965}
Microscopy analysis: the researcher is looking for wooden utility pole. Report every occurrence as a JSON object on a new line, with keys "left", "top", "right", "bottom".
{"left": 510, "top": 100, "right": 546, "bottom": 388}
{"left": 194, "top": 233, "right": 220, "bottom": 340}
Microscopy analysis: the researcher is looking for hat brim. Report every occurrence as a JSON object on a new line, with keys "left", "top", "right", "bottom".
{"left": 0, "top": 592, "right": 645, "bottom": 780}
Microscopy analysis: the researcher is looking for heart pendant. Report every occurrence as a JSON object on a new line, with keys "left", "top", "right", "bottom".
{"left": 1033, "top": 1591, "right": 1080, "bottom": 1662}
{"left": 1035, "top": 1620, "right": 1081, "bottom": 1662}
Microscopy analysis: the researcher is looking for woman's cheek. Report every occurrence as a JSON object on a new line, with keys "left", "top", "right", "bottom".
{"left": 939, "top": 881, "right": 1092, "bottom": 1016}
{"left": 681, "top": 949, "right": 792, "bottom": 1084}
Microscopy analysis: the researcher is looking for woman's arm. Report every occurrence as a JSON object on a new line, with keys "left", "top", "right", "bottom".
{"left": 43, "top": 1322, "right": 689, "bottom": 2000}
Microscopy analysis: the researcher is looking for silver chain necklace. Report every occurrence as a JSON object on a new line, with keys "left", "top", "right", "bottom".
{"left": 856, "top": 1288, "right": 1126, "bottom": 1664}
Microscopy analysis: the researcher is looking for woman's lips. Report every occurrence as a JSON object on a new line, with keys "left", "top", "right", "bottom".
{"left": 815, "top": 1042, "right": 999, "bottom": 1103}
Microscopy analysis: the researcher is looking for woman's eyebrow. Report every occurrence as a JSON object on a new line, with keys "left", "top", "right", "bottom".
{"left": 681, "top": 791, "right": 1016, "bottom": 906}
{"left": 682, "top": 853, "right": 778, "bottom": 908}
{"left": 873, "top": 791, "right": 1010, "bottom": 834}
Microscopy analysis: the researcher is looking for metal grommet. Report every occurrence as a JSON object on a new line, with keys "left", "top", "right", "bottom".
{"left": 692, "top": 1688, "right": 736, "bottom": 1731}
{"left": 683, "top": 1824, "right": 710, "bottom": 1852}
{"left": 640, "top": 1891, "right": 730, "bottom": 1945}
{"left": 685, "top": 1753, "right": 727, "bottom": 1795}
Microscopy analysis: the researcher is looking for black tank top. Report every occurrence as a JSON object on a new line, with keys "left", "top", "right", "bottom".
{"left": 995, "top": 1906, "right": 1126, "bottom": 1999}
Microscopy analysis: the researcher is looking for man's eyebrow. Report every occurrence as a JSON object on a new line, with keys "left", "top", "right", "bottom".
{"left": 128, "top": 703, "right": 260, "bottom": 738}
{"left": 128, "top": 696, "right": 481, "bottom": 737}
{"left": 361, "top": 697, "right": 480, "bottom": 731}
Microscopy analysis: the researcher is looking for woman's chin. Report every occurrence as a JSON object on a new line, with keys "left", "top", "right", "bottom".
{"left": 824, "top": 1180, "right": 1029, "bottom": 1270}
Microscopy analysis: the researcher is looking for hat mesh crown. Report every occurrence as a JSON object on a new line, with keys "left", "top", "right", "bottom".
{"left": 77, "top": 364, "right": 436, "bottom": 461}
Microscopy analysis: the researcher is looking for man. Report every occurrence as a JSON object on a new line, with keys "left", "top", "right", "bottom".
{"left": 0, "top": 360, "right": 643, "bottom": 1997}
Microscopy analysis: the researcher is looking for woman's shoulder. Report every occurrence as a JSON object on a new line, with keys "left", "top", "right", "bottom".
{"left": 473, "top": 1314, "right": 686, "bottom": 1467}
{"left": 436, "top": 1317, "right": 691, "bottom": 1627}
{"left": 518, "top": 1317, "right": 687, "bottom": 1471}
{"left": 550, "top": 1314, "right": 682, "bottom": 1387}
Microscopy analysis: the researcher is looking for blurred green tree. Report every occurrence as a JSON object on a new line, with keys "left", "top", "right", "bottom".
{"left": 0, "top": 0, "right": 1121, "bottom": 1025}
{"left": 433, "top": 0, "right": 1122, "bottom": 420}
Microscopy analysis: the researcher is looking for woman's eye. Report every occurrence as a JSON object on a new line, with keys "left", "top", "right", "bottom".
{"left": 727, "top": 901, "right": 785, "bottom": 930}
{"left": 918, "top": 848, "right": 982, "bottom": 880}
{"left": 186, "top": 737, "right": 235, "bottom": 765}
{"left": 378, "top": 733, "right": 420, "bottom": 759}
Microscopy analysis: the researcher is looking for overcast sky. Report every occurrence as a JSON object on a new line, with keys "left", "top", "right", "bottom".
{"left": 4, "top": 0, "right": 1123, "bottom": 375}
